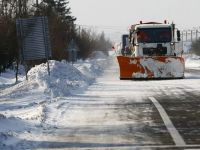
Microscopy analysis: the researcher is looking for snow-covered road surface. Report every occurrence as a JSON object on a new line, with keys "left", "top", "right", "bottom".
{"left": 1, "top": 55, "right": 200, "bottom": 149}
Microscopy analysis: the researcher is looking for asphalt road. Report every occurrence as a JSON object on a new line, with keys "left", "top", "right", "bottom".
{"left": 34, "top": 59, "right": 200, "bottom": 150}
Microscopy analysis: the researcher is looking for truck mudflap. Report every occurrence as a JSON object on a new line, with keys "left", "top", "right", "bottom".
{"left": 117, "top": 56, "right": 185, "bottom": 79}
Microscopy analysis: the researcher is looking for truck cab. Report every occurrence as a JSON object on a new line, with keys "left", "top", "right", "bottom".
{"left": 129, "top": 22, "right": 181, "bottom": 57}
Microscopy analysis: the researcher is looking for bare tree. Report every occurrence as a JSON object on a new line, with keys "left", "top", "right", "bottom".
{"left": 191, "top": 38, "right": 200, "bottom": 56}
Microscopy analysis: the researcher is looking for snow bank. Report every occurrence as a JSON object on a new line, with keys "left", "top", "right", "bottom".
{"left": 27, "top": 53, "right": 108, "bottom": 97}
{"left": 184, "top": 54, "right": 200, "bottom": 69}
{"left": 0, "top": 53, "right": 109, "bottom": 147}
{"left": 0, "top": 114, "right": 29, "bottom": 133}
{"left": 0, "top": 53, "right": 108, "bottom": 99}
{"left": 74, "top": 51, "right": 108, "bottom": 79}
{"left": 74, "top": 59, "right": 106, "bottom": 80}
{"left": 0, "top": 65, "right": 25, "bottom": 86}
{"left": 0, "top": 52, "right": 108, "bottom": 98}
{"left": 27, "top": 60, "right": 91, "bottom": 97}
{"left": 0, "top": 114, "right": 31, "bottom": 146}
{"left": 89, "top": 51, "right": 108, "bottom": 59}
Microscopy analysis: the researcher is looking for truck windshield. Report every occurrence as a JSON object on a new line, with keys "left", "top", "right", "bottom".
{"left": 137, "top": 28, "right": 172, "bottom": 43}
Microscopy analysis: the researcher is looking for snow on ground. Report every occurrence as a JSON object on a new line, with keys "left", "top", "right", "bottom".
{"left": 27, "top": 60, "right": 91, "bottom": 97}
{"left": 184, "top": 54, "right": 200, "bottom": 69}
{"left": 0, "top": 65, "right": 25, "bottom": 88}
{"left": 0, "top": 51, "right": 109, "bottom": 148}
{"left": 0, "top": 53, "right": 200, "bottom": 149}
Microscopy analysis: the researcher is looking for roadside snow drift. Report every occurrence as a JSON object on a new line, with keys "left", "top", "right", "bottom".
{"left": 184, "top": 54, "right": 200, "bottom": 69}
{"left": 0, "top": 53, "right": 109, "bottom": 148}
{"left": 26, "top": 57, "right": 107, "bottom": 97}
{"left": 27, "top": 60, "right": 91, "bottom": 97}
{"left": 0, "top": 53, "right": 108, "bottom": 98}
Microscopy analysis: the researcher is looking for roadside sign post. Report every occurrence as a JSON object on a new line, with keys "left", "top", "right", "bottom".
{"left": 16, "top": 16, "right": 51, "bottom": 80}
{"left": 67, "top": 39, "right": 78, "bottom": 63}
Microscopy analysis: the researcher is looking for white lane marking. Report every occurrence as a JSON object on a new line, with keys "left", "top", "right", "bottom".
{"left": 149, "top": 96, "right": 186, "bottom": 146}
{"left": 185, "top": 149, "right": 200, "bottom": 150}
{"left": 74, "top": 145, "right": 200, "bottom": 149}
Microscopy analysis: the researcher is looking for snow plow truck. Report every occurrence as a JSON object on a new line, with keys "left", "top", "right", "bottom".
{"left": 117, "top": 21, "right": 185, "bottom": 79}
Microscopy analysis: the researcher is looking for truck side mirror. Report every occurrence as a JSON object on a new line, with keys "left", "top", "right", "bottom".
{"left": 177, "top": 30, "right": 181, "bottom": 41}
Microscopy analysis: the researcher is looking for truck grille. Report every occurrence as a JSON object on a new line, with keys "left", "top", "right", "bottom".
{"left": 143, "top": 47, "right": 167, "bottom": 56}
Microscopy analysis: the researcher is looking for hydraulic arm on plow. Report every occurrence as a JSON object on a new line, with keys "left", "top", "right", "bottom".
{"left": 116, "top": 21, "right": 185, "bottom": 79}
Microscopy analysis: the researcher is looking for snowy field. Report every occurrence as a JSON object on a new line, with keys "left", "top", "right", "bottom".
{"left": 0, "top": 53, "right": 200, "bottom": 149}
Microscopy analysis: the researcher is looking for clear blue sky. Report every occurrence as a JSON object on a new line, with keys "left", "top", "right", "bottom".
{"left": 70, "top": 0, "right": 200, "bottom": 42}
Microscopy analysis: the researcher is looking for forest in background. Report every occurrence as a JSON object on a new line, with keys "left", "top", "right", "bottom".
{"left": 191, "top": 38, "right": 200, "bottom": 55}
{"left": 0, "top": 0, "right": 112, "bottom": 72}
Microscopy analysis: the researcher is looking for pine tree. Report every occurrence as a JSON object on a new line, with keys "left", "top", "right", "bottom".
{"left": 43, "top": 0, "right": 56, "bottom": 7}
{"left": 55, "top": 0, "right": 76, "bottom": 23}
{"left": 39, "top": 0, "right": 76, "bottom": 23}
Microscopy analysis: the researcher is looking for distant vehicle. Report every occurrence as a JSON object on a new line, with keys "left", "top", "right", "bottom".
{"left": 116, "top": 21, "right": 185, "bottom": 79}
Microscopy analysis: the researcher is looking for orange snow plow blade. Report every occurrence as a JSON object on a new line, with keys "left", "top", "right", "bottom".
{"left": 117, "top": 56, "right": 185, "bottom": 79}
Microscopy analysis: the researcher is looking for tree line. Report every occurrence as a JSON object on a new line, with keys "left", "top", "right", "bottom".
{"left": 191, "top": 38, "right": 200, "bottom": 56}
{"left": 0, "top": 0, "right": 112, "bottom": 72}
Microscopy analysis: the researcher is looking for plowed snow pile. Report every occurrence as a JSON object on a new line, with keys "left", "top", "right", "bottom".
{"left": 0, "top": 53, "right": 108, "bottom": 148}
{"left": 27, "top": 60, "right": 91, "bottom": 97}
{"left": 0, "top": 52, "right": 108, "bottom": 98}
{"left": 27, "top": 57, "right": 107, "bottom": 97}
{"left": 185, "top": 54, "right": 200, "bottom": 68}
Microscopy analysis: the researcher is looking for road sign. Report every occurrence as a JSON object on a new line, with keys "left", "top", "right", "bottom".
{"left": 16, "top": 16, "right": 51, "bottom": 61}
